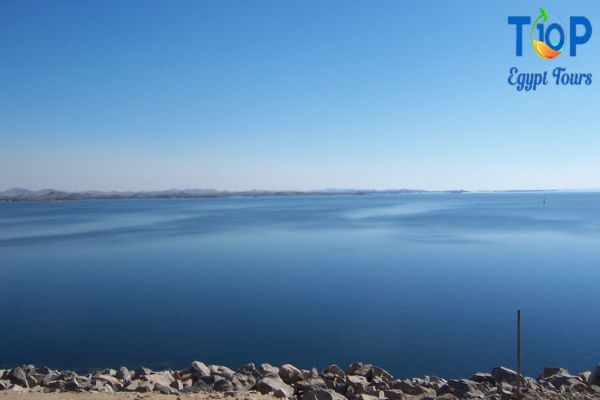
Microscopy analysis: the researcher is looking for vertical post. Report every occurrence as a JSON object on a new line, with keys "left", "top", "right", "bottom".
{"left": 516, "top": 309, "right": 521, "bottom": 399}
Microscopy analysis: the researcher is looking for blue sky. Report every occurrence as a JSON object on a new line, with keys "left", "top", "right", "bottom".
{"left": 1, "top": 0, "right": 599, "bottom": 191}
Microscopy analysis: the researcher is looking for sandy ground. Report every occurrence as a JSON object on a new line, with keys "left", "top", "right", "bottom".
{"left": 0, "top": 393, "right": 277, "bottom": 400}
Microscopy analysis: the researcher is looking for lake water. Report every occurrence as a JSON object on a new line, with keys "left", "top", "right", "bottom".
{"left": 1, "top": 192, "right": 599, "bottom": 378}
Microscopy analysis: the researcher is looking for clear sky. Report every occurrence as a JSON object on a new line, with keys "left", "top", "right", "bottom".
{"left": 1, "top": 0, "right": 599, "bottom": 191}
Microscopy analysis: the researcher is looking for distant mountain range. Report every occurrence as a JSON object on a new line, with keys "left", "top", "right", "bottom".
{"left": 0, "top": 188, "right": 467, "bottom": 201}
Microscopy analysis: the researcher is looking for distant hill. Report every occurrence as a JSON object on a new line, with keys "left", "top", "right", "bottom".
{"left": 0, "top": 188, "right": 467, "bottom": 201}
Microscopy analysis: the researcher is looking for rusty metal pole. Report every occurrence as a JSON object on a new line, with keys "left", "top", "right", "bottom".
{"left": 516, "top": 309, "right": 521, "bottom": 399}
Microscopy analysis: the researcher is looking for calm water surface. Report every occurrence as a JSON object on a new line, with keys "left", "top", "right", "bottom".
{"left": 0, "top": 192, "right": 599, "bottom": 378}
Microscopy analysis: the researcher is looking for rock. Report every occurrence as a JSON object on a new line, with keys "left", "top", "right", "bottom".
{"left": 214, "top": 378, "right": 234, "bottom": 392}
{"left": 116, "top": 366, "right": 131, "bottom": 381}
{"left": 280, "top": 364, "right": 305, "bottom": 384}
{"left": 589, "top": 364, "right": 600, "bottom": 387}
{"left": 491, "top": 366, "right": 518, "bottom": 384}
{"left": 94, "top": 374, "right": 123, "bottom": 390}
{"left": 231, "top": 373, "right": 257, "bottom": 391}
{"left": 254, "top": 376, "right": 293, "bottom": 397}
{"left": 170, "top": 379, "right": 184, "bottom": 391}
{"left": 347, "top": 377, "right": 370, "bottom": 395}
{"left": 352, "top": 394, "right": 378, "bottom": 400}
{"left": 133, "top": 367, "right": 152, "bottom": 379}
{"left": 469, "top": 372, "right": 494, "bottom": 385}
{"left": 296, "top": 378, "right": 328, "bottom": 393}
{"left": 369, "top": 366, "right": 393, "bottom": 382}
{"left": 35, "top": 367, "right": 52, "bottom": 375}
{"left": 347, "top": 363, "right": 371, "bottom": 378}
{"left": 238, "top": 363, "right": 260, "bottom": 377}
{"left": 155, "top": 383, "right": 177, "bottom": 394}
{"left": 302, "top": 388, "right": 347, "bottom": 400}
{"left": 383, "top": 389, "right": 403, "bottom": 400}
{"left": 259, "top": 363, "right": 280, "bottom": 377}
{"left": 210, "top": 365, "right": 235, "bottom": 379}
{"left": 145, "top": 372, "right": 174, "bottom": 387}
{"left": 539, "top": 367, "right": 569, "bottom": 379}
{"left": 395, "top": 380, "right": 427, "bottom": 396}
{"left": 191, "top": 361, "right": 211, "bottom": 379}
{"left": 578, "top": 371, "right": 591, "bottom": 383}
{"left": 437, "top": 379, "right": 484, "bottom": 398}
{"left": 8, "top": 367, "right": 28, "bottom": 388}
{"left": 0, "top": 380, "right": 12, "bottom": 390}
{"left": 125, "top": 379, "right": 154, "bottom": 393}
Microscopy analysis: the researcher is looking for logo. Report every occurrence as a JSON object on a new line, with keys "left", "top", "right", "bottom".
{"left": 507, "top": 8, "right": 592, "bottom": 91}
{"left": 508, "top": 8, "right": 592, "bottom": 58}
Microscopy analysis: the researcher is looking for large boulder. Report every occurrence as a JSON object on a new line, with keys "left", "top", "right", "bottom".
{"left": 469, "top": 372, "right": 494, "bottom": 385}
{"left": 238, "top": 363, "right": 260, "bottom": 377}
{"left": 8, "top": 367, "right": 28, "bottom": 388}
{"left": 231, "top": 373, "right": 257, "bottom": 391}
{"left": 213, "top": 378, "right": 234, "bottom": 392}
{"left": 0, "top": 380, "right": 12, "bottom": 390}
{"left": 209, "top": 365, "right": 235, "bottom": 379}
{"left": 191, "top": 361, "right": 211, "bottom": 379}
{"left": 589, "top": 364, "right": 600, "bottom": 387}
{"left": 254, "top": 376, "right": 294, "bottom": 397}
{"left": 296, "top": 378, "right": 328, "bottom": 393}
{"left": 322, "top": 365, "right": 345, "bottom": 380}
{"left": 133, "top": 367, "right": 152, "bottom": 379}
{"left": 280, "top": 364, "right": 305, "bottom": 384}
{"left": 347, "top": 374, "right": 369, "bottom": 392}
{"left": 491, "top": 366, "right": 518, "bottom": 384}
{"left": 539, "top": 367, "right": 569, "bottom": 379}
{"left": 437, "top": 379, "right": 485, "bottom": 398}
{"left": 346, "top": 363, "right": 371, "bottom": 378}
{"left": 94, "top": 374, "right": 124, "bottom": 390}
{"left": 116, "top": 367, "right": 131, "bottom": 382}
{"left": 302, "top": 388, "right": 347, "bottom": 400}
{"left": 259, "top": 363, "right": 280, "bottom": 377}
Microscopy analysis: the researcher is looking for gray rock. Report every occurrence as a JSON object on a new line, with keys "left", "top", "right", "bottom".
{"left": 156, "top": 383, "right": 179, "bottom": 394}
{"left": 210, "top": 365, "right": 235, "bottom": 379}
{"left": 259, "top": 363, "right": 280, "bottom": 377}
{"left": 0, "top": 380, "right": 12, "bottom": 390}
{"left": 214, "top": 378, "right": 234, "bottom": 392}
{"left": 144, "top": 372, "right": 174, "bottom": 387}
{"left": 280, "top": 364, "right": 304, "bottom": 384}
{"left": 539, "top": 367, "right": 569, "bottom": 379}
{"left": 395, "top": 380, "right": 427, "bottom": 395}
{"left": 170, "top": 379, "right": 184, "bottom": 391}
{"left": 296, "top": 378, "right": 328, "bottom": 393}
{"left": 191, "top": 361, "right": 211, "bottom": 379}
{"left": 352, "top": 394, "right": 378, "bottom": 400}
{"left": 116, "top": 366, "right": 131, "bottom": 381}
{"left": 238, "top": 363, "right": 260, "bottom": 377}
{"left": 347, "top": 377, "right": 370, "bottom": 395}
{"left": 578, "top": 371, "right": 591, "bottom": 383}
{"left": 369, "top": 366, "right": 392, "bottom": 382}
{"left": 8, "top": 367, "right": 28, "bottom": 388}
{"left": 231, "top": 373, "right": 257, "bottom": 391}
{"left": 133, "top": 367, "right": 152, "bottom": 379}
{"left": 491, "top": 366, "right": 518, "bottom": 384}
{"left": 383, "top": 389, "right": 403, "bottom": 400}
{"left": 302, "top": 389, "right": 347, "bottom": 400}
{"left": 437, "top": 379, "right": 484, "bottom": 398}
{"left": 94, "top": 374, "right": 123, "bottom": 390}
{"left": 589, "top": 364, "right": 600, "bottom": 387}
{"left": 346, "top": 363, "right": 371, "bottom": 378}
{"left": 468, "top": 372, "right": 494, "bottom": 385}
{"left": 254, "top": 376, "right": 294, "bottom": 397}
{"left": 124, "top": 379, "right": 154, "bottom": 393}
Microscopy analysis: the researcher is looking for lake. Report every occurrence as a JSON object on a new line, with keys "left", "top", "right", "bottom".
{"left": 0, "top": 192, "right": 599, "bottom": 378}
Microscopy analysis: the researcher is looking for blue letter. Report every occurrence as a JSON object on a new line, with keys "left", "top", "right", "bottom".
{"left": 545, "top": 23, "right": 565, "bottom": 51}
{"left": 508, "top": 16, "right": 531, "bottom": 56}
{"left": 570, "top": 16, "right": 592, "bottom": 56}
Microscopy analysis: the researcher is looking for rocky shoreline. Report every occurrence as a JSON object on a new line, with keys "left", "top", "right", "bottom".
{"left": 1, "top": 362, "right": 600, "bottom": 400}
